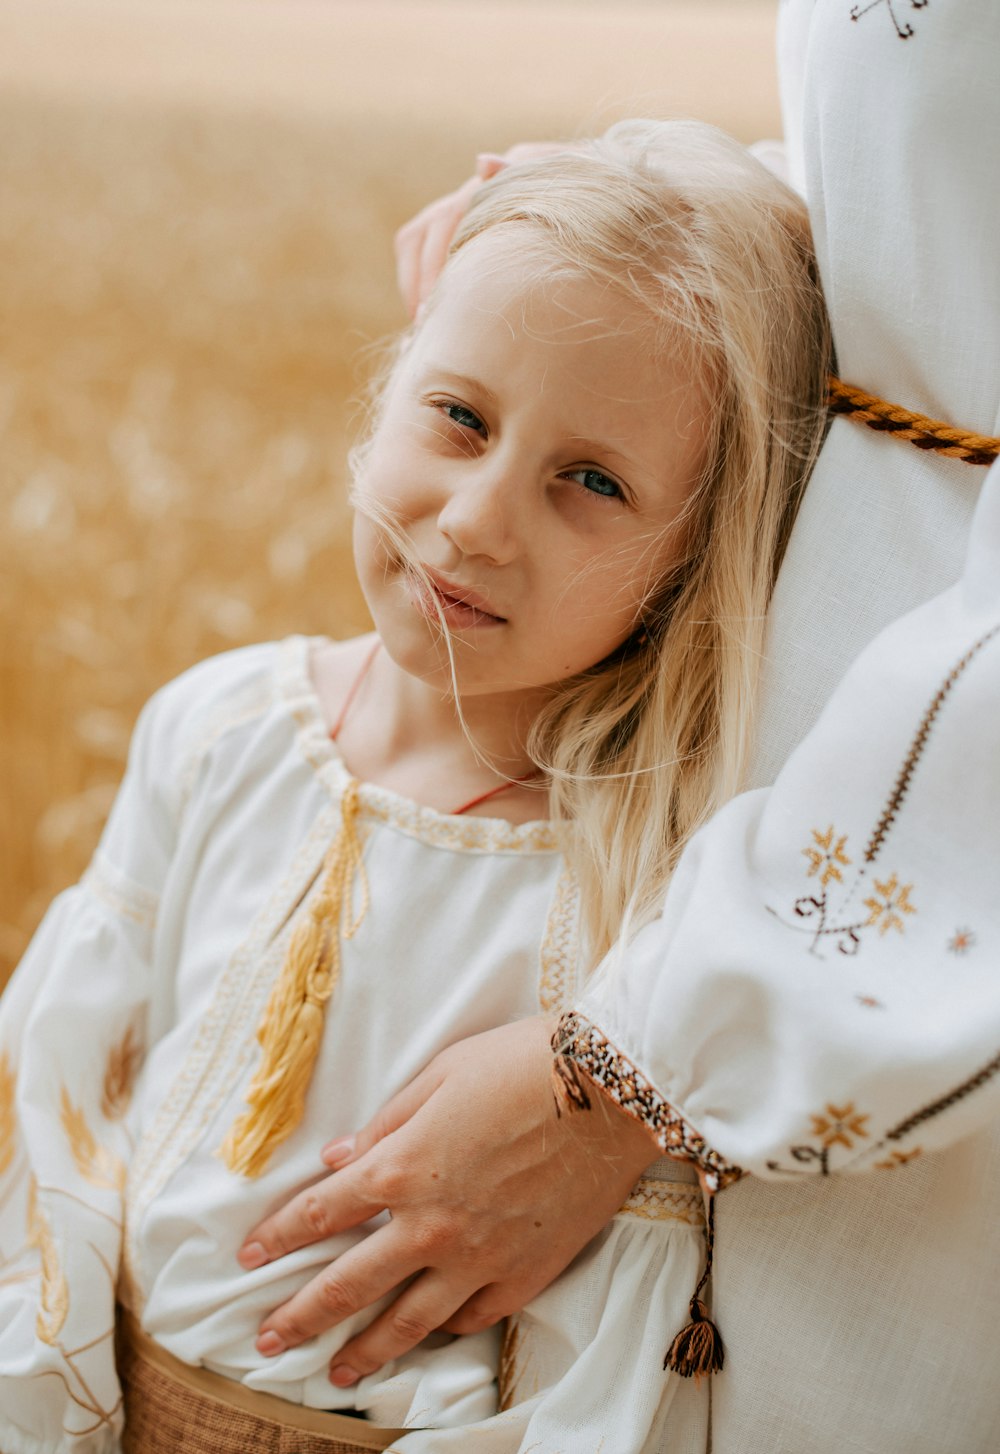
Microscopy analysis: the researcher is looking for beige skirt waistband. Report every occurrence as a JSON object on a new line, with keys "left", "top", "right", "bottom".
{"left": 116, "top": 1308, "right": 407, "bottom": 1453}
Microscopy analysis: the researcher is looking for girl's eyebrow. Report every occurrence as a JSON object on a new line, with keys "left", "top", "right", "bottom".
{"left": 568, "top": 437, "right": 641, "bottom": 474}
{"left": 420, "top": 366, "right": 499, "bottom": 404}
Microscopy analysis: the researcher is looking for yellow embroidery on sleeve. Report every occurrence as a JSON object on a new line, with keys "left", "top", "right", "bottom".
{"left": 809, "top": 1102, "right": 870, "bottom": 1151}
{"left": 60, "top": 1088, "right": 127, "bottom": 1193}
{"left": 28, "top": 1192, "right": 69, "bottom": 1346}
{"left": 803, "top": 826, "right": 852, "bottom": 887}
{"left": 862, "top": 873, "right": 916, "bottom": 935}
{"left": 101, "top": 1023, "right": 143, "bottom": 1122}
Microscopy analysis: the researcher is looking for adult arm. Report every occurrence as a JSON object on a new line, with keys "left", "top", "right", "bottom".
{"left": 242, "top": 462, "right": 1000, "bottom": 1381}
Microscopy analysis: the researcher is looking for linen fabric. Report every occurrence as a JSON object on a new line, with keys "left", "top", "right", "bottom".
{"left": 570, "top": 1, "right": 1000, "bottom": 1448}
{"left": 0, "top": 637, "right": 708, "bottom": 1454}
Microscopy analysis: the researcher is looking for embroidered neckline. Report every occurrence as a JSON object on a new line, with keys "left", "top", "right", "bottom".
{"left": 275, "top": 636, "right": 561, "bottom": 855}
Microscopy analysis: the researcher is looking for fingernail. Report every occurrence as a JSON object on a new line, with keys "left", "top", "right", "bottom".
{"left": 256, "top": 1330, "right": 286, "bottom": 1356}
{"left": 237, "top": 1241, "right": 267, "bottom": 1270}
{"left": 330, "top": 1363, "right": 360, "bottom": 1387}
{"left": 321, "top": 1135, "right": 355, "bottom": 1168}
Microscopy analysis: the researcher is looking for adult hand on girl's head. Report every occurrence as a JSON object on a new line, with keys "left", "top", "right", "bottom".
{"left": 238, "top": 1014, "right": 660, "bottom": 1384}
{"left": 394, "top": 143, "right": 570, "bottom": 317}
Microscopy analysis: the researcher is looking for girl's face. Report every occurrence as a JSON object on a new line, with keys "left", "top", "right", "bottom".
{"left": 353, "top": 230, "right": 709, "bottom": 708}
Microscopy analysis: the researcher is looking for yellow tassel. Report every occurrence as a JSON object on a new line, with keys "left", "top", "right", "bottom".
{"left": 221, "top": 781, "right": 368, "bottom": 1177}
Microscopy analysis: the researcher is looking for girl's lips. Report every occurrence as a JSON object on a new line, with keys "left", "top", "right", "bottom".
{"left": 408, "top": 569, "right": 507, "bottom": 628}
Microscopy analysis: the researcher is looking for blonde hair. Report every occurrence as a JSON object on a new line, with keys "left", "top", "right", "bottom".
{"left": 359, "top": 119, "right": 830, "bottom": 966}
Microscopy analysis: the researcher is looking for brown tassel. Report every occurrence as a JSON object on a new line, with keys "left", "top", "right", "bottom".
{"left": 664, "top": 1194, "right": 724, "bottom": 1379}
{"left": 664, "top": 1295, "right": 724, "bottom": 1380}
{"left": 221, "top": 781, "right": 368, "bottom": 1177}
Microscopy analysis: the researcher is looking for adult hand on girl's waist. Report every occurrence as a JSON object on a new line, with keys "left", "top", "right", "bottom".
{"left": 236, "top": 1014, "right": 660, "bottom": 1383}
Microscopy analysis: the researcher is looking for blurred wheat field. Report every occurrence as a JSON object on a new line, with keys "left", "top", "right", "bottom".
{"left": 0, "top": 0, "right": 779, "bottom": 986}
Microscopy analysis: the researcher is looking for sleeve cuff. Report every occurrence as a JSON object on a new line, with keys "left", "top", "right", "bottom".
{"left": 554, "top": 1011, "right": 744, "bottom": 1193}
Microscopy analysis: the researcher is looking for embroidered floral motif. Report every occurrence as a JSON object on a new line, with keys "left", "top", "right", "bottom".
{"left": 809, "top": 1102, "right": 870, "bottom": 1151}
{"left": 100, "top": 1023, "right": 144, "bottom": 1123}
{"left": 850, "top": 0, "right": 929, "bottom": 40}
{"left": 875, "top": 1147, "right": 922, "bottom": 1170}
{"left": 23, "top": 1177, "right": 122, "bottom": 1432}
{"left": 30, "top": 1194, "right": 69, "bottom": 1346}
{"left": 771, "top": 625, "right": 1000, "bottom": 961}
{"left": 803, "top": 825, "right": 852, "bottom": 887}
{"left": 775, "top": 828, "right": 915, "bottom": 956}
{"left": 554, "top": 1012, "right": 743, "bottom": 1193}
{"left": 947, "top": 927, "right": 976, "bottom": 955}
{"left": 862, "top": 873, "right": 916, "bottom": 935}
{"left": 60, "top": 1088, "right": 127, "bottom": 1194}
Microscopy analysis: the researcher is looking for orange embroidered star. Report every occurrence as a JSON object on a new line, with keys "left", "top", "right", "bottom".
{"left": 810, "top": 1102, "right": 870, "bottom": 1150}
{"left": 875, "top": 1147, "right": 922, "bottom": 1170}
{"left": 863, "top": 873, "right": 916, "bottom": 935}
{"left": 947, "top": 927, "right": 976, "bottom": 955}
{"left": 803, "top": 826, "right": 852, "bottom": 887}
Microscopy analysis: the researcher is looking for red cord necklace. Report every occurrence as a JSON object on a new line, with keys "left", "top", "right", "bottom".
{"left": 329, "top": 640, "right": 540, "bottom": 817}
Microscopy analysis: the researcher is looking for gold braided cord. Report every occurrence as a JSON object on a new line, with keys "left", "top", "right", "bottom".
{"left": 221, "top": 780, "right": 369, "bottom": 1178}
{"left": 827, "top": 377, "right": 1000, "bottom": 466}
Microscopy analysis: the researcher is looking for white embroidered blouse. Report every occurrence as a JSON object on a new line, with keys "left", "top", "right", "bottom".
{"left": 0, "top": 636, "right": 709, "bottom": 1454}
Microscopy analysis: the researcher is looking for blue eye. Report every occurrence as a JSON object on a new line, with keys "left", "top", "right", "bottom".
{"left": 565, "top": 468, "right": 623, "bottom": 500}
{"left": 443, "top": 402, "right": 486, "bottom": 435}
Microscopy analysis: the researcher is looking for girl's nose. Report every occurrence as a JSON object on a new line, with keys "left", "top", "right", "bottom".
{"left": 436, "top": 457, "right": 521, "bottom": 564}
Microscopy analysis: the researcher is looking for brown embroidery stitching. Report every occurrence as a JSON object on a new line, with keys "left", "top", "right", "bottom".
{"left": 554, "top": 1012, "right": 743, "bottom": 1192}
{"left": 884, "top": 1046, "right": 1000, "bottom": 1144}
{"left": 770, "top": 1048, "right": 1000, "bottom": 1178}
{"left": 771, "top": 622, "right": 1000, "bottom": 959}
{"left": 850, "top": 0, "right": 928, "bottom": 40}
{"left": 862, "top": 624, "right": 1000, "bottom": 866}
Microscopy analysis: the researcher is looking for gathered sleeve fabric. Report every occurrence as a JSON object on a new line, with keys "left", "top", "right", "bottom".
{"left": 0, "top": 647, "right": 272, "bottom": 1454}
{"left": 560, "top": 459, "right": 1000, "bottom": 1192}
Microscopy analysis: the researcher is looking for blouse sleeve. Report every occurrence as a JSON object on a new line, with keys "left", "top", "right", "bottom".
{"left": 0, "top": 647, "right": 267, "bottom": 1453}
{"left": 558, "top": 460, "right": 1000, "bottom": 1194}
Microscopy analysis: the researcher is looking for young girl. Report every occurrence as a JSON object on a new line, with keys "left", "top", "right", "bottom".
{"left": 0, "top": 119, "right": 829, "bottom": 1454}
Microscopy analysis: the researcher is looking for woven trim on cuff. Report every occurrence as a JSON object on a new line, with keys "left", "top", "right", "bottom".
{"left": 555, "top": 1011, "right": 743, "bottom": 1193}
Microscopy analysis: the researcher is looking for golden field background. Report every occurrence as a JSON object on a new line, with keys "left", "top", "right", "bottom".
{"left": 0, "top": 0, "right": 779, "bottom": 986}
